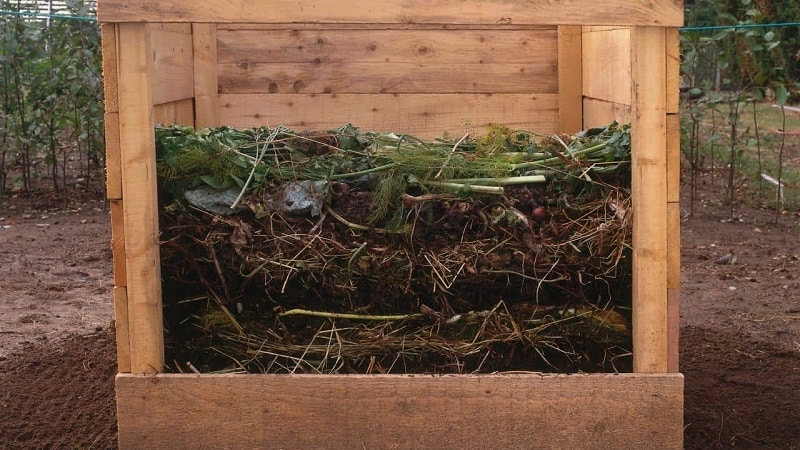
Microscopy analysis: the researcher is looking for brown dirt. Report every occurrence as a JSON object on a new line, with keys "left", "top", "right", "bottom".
{"left": 0, "top": 175, "right": 799, "bottom": 449}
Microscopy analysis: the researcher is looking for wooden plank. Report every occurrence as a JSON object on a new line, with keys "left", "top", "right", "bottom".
{"left": 104, "top": 112, "right": 122, "bottom": 200}
{"left": 117, "top": 373, "right": 684, "bottom": 449}
{"left": 582, "top": 98, "right": 632, "bottom": 128}
{"left": 153, "top": 99, "right": 195, "bottom": 125}
{"left": 98, "top": 0, "right": 684, "bottom": 26}
{"left": 151, "top": 23, "right": 192, "bottom": 34}
{"left": 150, "top": 26, "right": 195, "bottom": 105}
{"left": 219, "top": 93, "right": 559, "bottom": 138}
{"left": 558, "top": 26, "right": 583, "bottom": 133}
{"left": 582, "top": 26, "right": 631, "bottom": 106}
{"left": 667, "top": 202, "right": 680, "bottom": 373}
{"left": 113, "top": 286, "right": 131, "bottom": 373}
{"left": 665, "top": 27, "right": 681, "bottom": 115}
{"left": 117, "top": 23, "right": 164, "bottom": 374}
{"left": 100, "top": 23, "right": 118, "bottom": 113}
{"left": 110, "top": 200, "right": 127, "bottom": 288}
{"left": 193, "top": 23, "right": 220, "bottom": 128}
{"left": 219, "top": 62, "right": 557, "bottom": 94}
{"left": 667, "top": 113, "right": 680, "bottom": 203}
{"left": 217, "top": 28, "right": 557, "bottom": 64}
{"left": 630, "top": 27, "right": 668, "bottom": 374}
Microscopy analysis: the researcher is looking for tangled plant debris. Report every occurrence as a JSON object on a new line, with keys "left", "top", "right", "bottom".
{"left": 156, "top": 122, "right": 634, "bottom": 375}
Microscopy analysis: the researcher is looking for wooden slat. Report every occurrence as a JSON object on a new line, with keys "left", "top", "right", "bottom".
{"left": 582, "top": 26, "right": 631, "bottom": 107}
{"left": 193, "top": 23, "right": 220, "bottom": 128}
{"left": 667, "top": 202, "right": 680, "bottom": 373}
{"left": 557, "top": 26, "right": 583, "bottom": 133}
{"left": 665, "top": 27, "right": 681, "bottom": 115}
{"left": 630, "top": 27, "right": 668, "bottom": 374}
{"left": 117, "top": 373, "right": 684, "bottom": 449}
{"left": 582, "top": 98, "right": 632, "bottom": 128}
{"left": 150, "top": 26, "right": 195, "bottom": 105}
{"left": 217, "top": 28, "right": 557, "bottom": 64}
{"left": 219, "top": 62, "right": 557, "bottom": 95}
{"left": 667, "top": 113, "right": 680, "bottom": 203}
{"left": 100, "top": 23, "right": 119, "bottom": 113}
{"left": 117, "top": 23, "right": 164, "bottom": 374}
{"left": 110, "top": 200, "right": 127, "bottom": 288}
{"left": 219, "top": 93, "right": 559, "bottom": 138}
{"left": 150, "top": 23, "right": 192, "bottom": 34}
{"left": 104, "top": 112, "right": 122, "bottom": 200}
{"left": 97, "top": 0, "right": 684, "bottom": 26}
{"left": 113, "top": 286, "right": 131, "bottom": 373}
{"left": 153, "top": 99, "right": 195, "bottom": 125}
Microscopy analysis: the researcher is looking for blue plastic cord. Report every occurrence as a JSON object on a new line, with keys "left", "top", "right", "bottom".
{"left": 681, "top": 22, "right": 800, "bottom": 32}
{"left": 0, "top": 9, "right": 96, "bottom": 22}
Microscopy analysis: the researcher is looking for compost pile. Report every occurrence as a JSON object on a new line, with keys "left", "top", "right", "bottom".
{"left": 156, "top": 122, "right": 634, "bottom": 375}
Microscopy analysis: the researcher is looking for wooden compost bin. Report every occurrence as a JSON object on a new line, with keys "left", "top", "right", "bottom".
{"left": 99, "top": 1, "right": 684, "bottom": 448}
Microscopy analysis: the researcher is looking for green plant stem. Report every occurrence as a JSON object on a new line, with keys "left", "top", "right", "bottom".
{"left": 420, "top": 180, "right": 505, "bottom": 194}
{"left": 328, "top": 162, "right": 396, "bottom": 180}
{"left": 445, "top": 175, "right": 547, "bottom": 185}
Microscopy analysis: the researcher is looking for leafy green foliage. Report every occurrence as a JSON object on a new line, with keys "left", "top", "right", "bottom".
{"left": 0, "top": 1, "right": 103, "bottom": 203}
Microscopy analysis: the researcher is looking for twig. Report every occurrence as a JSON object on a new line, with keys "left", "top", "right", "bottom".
{"left": 435, "top": 132, "right": 470, "bottom": 179}
{"left": 279, "top": 308, "right": 424, "bottom": 321}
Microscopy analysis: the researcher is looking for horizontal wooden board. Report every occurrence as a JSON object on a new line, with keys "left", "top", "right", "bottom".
{"left": 583, "top": 98, "right": 632, "bottom": 128}
{"left": 218, "top": 93, "right": 559, "bottom": 138}
{"left": 150, "top": 26, "right": 195, "bottom": 105}
{"left": 152, "top": 99, "right": 195, "bottom": 126}
{"left": 582, "top": 26, "right": 631, "bottom": 106}
{"left": 217, "top": 28, "right": 557, "bottom": 64}
{"left": 219, "top": 62, "right": 557, "bottom": 94}
{"left": 117, "top": 373, "right": 684, "bottom": 449}
{"left": 98, "top": 0, "right": 684, "bottom": 26}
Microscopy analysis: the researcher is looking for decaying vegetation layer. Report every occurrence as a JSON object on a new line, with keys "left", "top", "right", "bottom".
{"left": 156, "top": 122, "right": 635, "bottom": 375}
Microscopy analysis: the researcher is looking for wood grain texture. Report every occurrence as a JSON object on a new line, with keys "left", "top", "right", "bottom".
{"left": 557, "top": 26, "right": 583, "bottom": 133}
{"left": 152, "top": 99, "right": 195, "bottom": 126}
{"left": 667, "top": 113, "right": 680, "bottom": 203}
{"left": 665, "top": 27, "right": 681, "bottom": 115}
{"left": 582, "top": 98, "right": 631, "bottom": 128}
{"left": 97, "top": 0, "right": 684, "bottom": 26}
{"left": 582, "top": 26, "right": 631, "bottom": 106}
{"left": 117, "top": 373, "right": 684, "bottom": 449}
{"left": 117, "top": 23, "right": 164, "bottom": 374}
{"left": 219, "top": 62, "right": 557, "bottom": 95}
{"left": 104, "top": 112, "right": 122, "bottom": 200}
{"left": 110, "top": 200, "right": 127, "bottom": 288}
{"left": 667, "top": 202, "right": 680, "bottom": 373}
{"left": 100, "top": 23, "right": 118, "bottom": 113}
{"left": 219, "top": 93, "right": 559, "bottom": 138}
{"left": 217, "top": 28, "right": 557, "bottom": 64}
{"left": 630, "top": 27, "right": 668, "bottom": 374}
{"left": 113, "top": 286, "right": 131, "bottom": 373}
{"left": 150, "top": 26, "right": 195, "bottom": 105}
{"left": 193, "top": 23, "right": 220, "bottom": 128}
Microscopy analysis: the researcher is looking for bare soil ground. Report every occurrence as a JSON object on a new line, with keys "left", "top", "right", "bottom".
{"left": 0, "top": 175, "right": 798, "bottom": 449}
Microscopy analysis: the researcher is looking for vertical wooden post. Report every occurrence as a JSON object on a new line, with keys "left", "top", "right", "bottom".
{"left": 665, "top": 27, "right": 682, "bottom": 373}
{"left": 117, "top": 23, "right": 164, "bottom": 374}
{"left": 193, "top": 23, "right": 220, "bottom": 128}
{"left": 558, "top": 26, "right": 583, "bottom": 133}
{"left": 630, "top": 26, "right": 668, "bottom": 373}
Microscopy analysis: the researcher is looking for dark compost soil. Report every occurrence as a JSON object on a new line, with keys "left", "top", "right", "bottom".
{"left": 0, "top": 174, "right": 798, "bottom": 448}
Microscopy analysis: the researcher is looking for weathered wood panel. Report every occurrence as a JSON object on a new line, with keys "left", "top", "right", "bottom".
{"left": 667, "top": 203, "right": 681, "bottom": 373}
{"left": 150, "top": 25, "right": 195, "bottom": 105}
{"left": 116, "top": 23, "right": 164, "bottom": 374}
{"left": 152, "top": 99, "right": 195, "bottom": 126}
{"left": 666, "top": 27, "right": 681, "bottom": 115}
{"left": 104, "top": 112, "right": 122, "bottom": 200}
{"left": 100, "top": 23, "right": 119, "bottom": 114}
{"left": 219, "top": 93, "right": 559, "bottom": 138}
{"left": 97, "top": 0, "right": 684, "bottom": 26}
{"left": 117, "top": 373, "right": 684, "bottom": 449}
{"left": 582, "top": 98, "right": 632, "bottom": 128}
{"left": 582, "top": 26, "right": 631, "bottom": 107}
{"left": 217, "top": 28, "right": 557, "bottom": 94}
{"left": 630, "top": 27, "right": 668, "bottom": 374}
{"left": 217, "top": 28, "right": 557, "bottom": 64}
{"left": 558, "top": 26, "right": 583, "bottom": 133}
{"left": 113, "top": 286, "right": 131, "bottom": 373}
{"left": 219, "top": 62, "right": 557, "bottom": 94}
{"left": 193, "top": 23, "right": 220, "bottom": 128}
